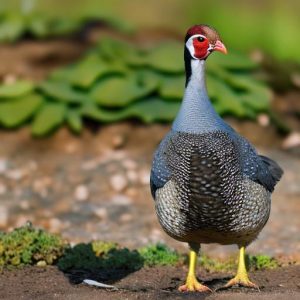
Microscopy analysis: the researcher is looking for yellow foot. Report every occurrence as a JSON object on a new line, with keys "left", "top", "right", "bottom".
{"left": 223, "top": 274, "right": 259, "bottom": 290}
{"left": 178, "top": 276, "right": 212, "bottom": 292}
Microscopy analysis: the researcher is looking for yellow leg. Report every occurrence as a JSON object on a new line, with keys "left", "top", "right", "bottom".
{"left": 178, "top": 245, "right": 212, "bottom": 292}
{"left": 223, "top": 246, "right": 259, "bottom": 289}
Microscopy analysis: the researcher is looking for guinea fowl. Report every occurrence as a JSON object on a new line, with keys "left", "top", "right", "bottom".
{"left": 150, "top": 24, "right": 283, "bottom": 292}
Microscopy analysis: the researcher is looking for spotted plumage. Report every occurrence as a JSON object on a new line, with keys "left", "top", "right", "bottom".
{"left": 150, "top": 24, "right": 283, "bottom": 291}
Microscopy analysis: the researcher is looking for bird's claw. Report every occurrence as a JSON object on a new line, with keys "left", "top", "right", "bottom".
{"left": 178, "top": 276, "right": 212, "bottom": 292}
{"left": 222, "top": 274, "right": 259, "bottom": 290}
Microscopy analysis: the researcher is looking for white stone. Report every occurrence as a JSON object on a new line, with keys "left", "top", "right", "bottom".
{"left": 138, "top": 169, "right": 150, "bottom": 185}
{"left": 94, "top": 207, "right": 107, "bottom": 219}
{"left": 74, "top": 185, "right": 89, "bottom": 201}
{"left": 257, "top": 114, "right": 270, "bottom": 127}
{"left": 109, "top": 174, "right": 128, "bottom": 192}
{"left": 122, "top": 159, "right": 137, "bottom": 170}
{"left": 111, "top": 195, "right": 132, "bottom": 205}
{"left": 282, "top": 132, "right": 300, "bottom": 149}
{"left": 126, "top": 170, "right": 138, "bottom": 182}
{"left": 6, "top": 169, "right": 24, "bottom": 180}
{"left": 0, "top": 183, "right": 7, "bottom": 195}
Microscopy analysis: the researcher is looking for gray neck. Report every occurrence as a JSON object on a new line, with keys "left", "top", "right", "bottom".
{"left": 172, "top": 60, "right": 231, "bottom": 134}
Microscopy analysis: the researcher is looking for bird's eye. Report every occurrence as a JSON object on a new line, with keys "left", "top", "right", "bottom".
{"left": 197, "top": 36, "right": 205, "bottom": 42}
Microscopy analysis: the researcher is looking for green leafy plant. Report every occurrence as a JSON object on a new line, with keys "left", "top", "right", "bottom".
{"left": 57, "top": 241, "right": 144, "bottom": 271}
{"left": 138, "top": 243, "right": 182, "bottom": 267}
{"left": 248, "top": 254, "right": 279, "bottom": 270}
{"left": 0, "top": 11, "right": 133, "bottom": 42}
{"left": 0, "top": 222, "right": 67, "bottom": 267}
{"left": 0, "top": 37, "right": 271, "bottom": 136}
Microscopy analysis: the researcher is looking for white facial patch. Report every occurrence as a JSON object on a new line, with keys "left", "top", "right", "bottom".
{"left": 185, "top": 34, "right": 206, "bottom": 59}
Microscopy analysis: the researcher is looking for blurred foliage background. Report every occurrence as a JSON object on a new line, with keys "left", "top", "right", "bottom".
{"left": 0, "top": 0, "right": 299, "bottom": 135}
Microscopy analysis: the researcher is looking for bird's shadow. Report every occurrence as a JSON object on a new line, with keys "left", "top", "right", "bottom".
{"left": 57, "top": 243, "right": 144, "bottom": 285}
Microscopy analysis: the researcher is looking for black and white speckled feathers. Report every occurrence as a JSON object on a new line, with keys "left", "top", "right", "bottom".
{"left": 151, "top": 131, "right": 275, "bottom": 246}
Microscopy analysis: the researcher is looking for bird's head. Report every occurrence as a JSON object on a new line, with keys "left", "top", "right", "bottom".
{"left": 185, "top": 24, "right": 227, "bottom": 60}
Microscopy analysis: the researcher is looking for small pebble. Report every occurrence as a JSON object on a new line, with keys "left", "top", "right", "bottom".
{"left": 122, "top": 159, "right": 137, "bottom": 170}
{"left": 282, "top": 132, "right": 300, "bottom": 149}
{"left": 0, "top": 205, "right": 8, "bottom": 227}
{"left": 138, "top": 169, "right": 150, "bottom": 185}
{"left": 6, "top": 169, "right": 24, "bottom": 181}
{"left": 120, "top": 213, "right": 132, "bottom": 222}
{"left": 257, "top": 114, "right": 270, "bottom": 127}
{"left": 74, "top": 185, "right": 89, "bottom": 201}
{"left": 94, "top": 207, "right": 107, "bottom": 219}
{"left": 0, "top": 159, "right": 8, "bottom": 174}
{"left": 111, "top": 195, "right": 132, "bottom": 205}
{"left": 109, "top": 174, "right": 128, "bottom": 192}
{"left": 112, "top": 134, "right": 126, "bottom": 149}
{"left": 0, "top": 183, "right": 7, "bottom": 195}
{"left": 126, "top": 170, "right": 138, "bottom": 182}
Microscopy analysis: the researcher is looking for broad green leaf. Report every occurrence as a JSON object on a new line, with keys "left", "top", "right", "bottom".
{"left": 159, "top": 75, "right": 185, "bottom": 100}
{"left": 39, "top": 81, "right": 89, "bottom": 104}
{"left": 0, "top": 81, "right": 34, "bottom": 99}
{"left": 0, "top": 94, "right": 43, "bottom": 127}
{"left": 51, "top": 54, "right": 126, "bottom": 88}
{"left": 207, "top": 75, "right": 246, "bottom": 117}
{"left": 123, "top": 98, "right": 180, "bottom": 123}
{"left": 145, "top": 41, "right": 184, "bottom": 73}
{"left": 66, "top": 109, "right": 82, "bottom": 133}
{"left": 90, "top": 74, "right": 156, "bottom": 107}
{"left": 208, "top": 51, "right": 257, "bottom": 70}
{"left": 98, "top": 37, "right": 139, "bottom": 61}
{"left": 0, "top": 14, "right": 24, "bottom": 42}
{"left": 27, "top": 15, "right": 49, "bottom": 37}
{"left": 81, "top": 101, "right": 125, "bottom": 123}
{"left": 31, "top": 103, "right": 66, "bottom": 136}
{"left": 47, "top": 18, "right": 79, "bottom": 36}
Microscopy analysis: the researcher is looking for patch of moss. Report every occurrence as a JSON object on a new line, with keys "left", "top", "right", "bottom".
{"left": 248, "top": 254, "right": 279, "bottom": 270}
{"left": 57, "top": 242, "right": 144, "bottom": 272}
{"left": 0, "top": 222, "right": 67, "bottom": 267}
{"left": 138, "top": 243, "right": 182, "bottom": 267}
{"left": 199, "top": 253, "right": 279, "bottom": 273}
{"left": 199, "top": 254, "right": 236, "bottom": 273}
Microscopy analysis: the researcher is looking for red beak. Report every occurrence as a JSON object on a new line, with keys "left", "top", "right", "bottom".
{"left": 214, "top": 40, "right": 227, "bottom": 54}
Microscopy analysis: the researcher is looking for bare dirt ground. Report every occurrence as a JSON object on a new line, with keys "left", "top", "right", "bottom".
{"left": 0, "top": 265, "right": 299, "bottom": 300}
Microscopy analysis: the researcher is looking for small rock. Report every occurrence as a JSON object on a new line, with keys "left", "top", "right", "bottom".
{"left": 0, "top": 183, "right": 7, "bottom": 195}
{"left": 0, "top": 159, "right": 8, "bottom": 174}
{"left": 109, "top": 174, "right": 128, "bottom": 192}
{"left": 126, "top": 170, "right": 138, "bottom": 182}
{"left": 257, "top": 114, "right": 270, "bottom": 127}
{"left": 94, "top": 207, "right": 107, "bottom": 219}
{"left": 291, "top": 72, "right": 300, "bottom": 88}
{"left": 49, "top": 218, "right": 63, "bottom": 232}
{"left": 138, "top": 169, "right": 150, "bottom": 185}
{"left": 282, "top": 132, "right": 300, "bottom": 149}
{"left": 122, "top": 159, "right": 137, "bottom": 170}
{"left": 20, "top": 200, "right": 30, "bottom": 210}
{"left": 0, "top": 205, "right": 8, "bottom": 227}
{"left": 6, "top": 169, "right": 24, "bottom": 180}
{"left": 112, "top": 134, "right": 126, "bottom": 149}
{"left": 37, "top": 260, "right": 47, "bottom": 267}
{"left": 74, "top": 185, "right": 89, "bottom": 201}
{"left": 120, "top": 213, "right": 132, "bottom": 222}
{"left": 111, "top": 195, "right": 132, "bottom": 205}
{"left": 3, "top": 74, "right": 17, "bottom": 85}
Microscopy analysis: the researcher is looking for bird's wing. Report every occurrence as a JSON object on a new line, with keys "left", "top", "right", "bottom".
{"left": 236, "top": 136, "right": 283, "bottom": 193}
{"left": 150, "top": 136, "right": 172, "bottom": 198}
